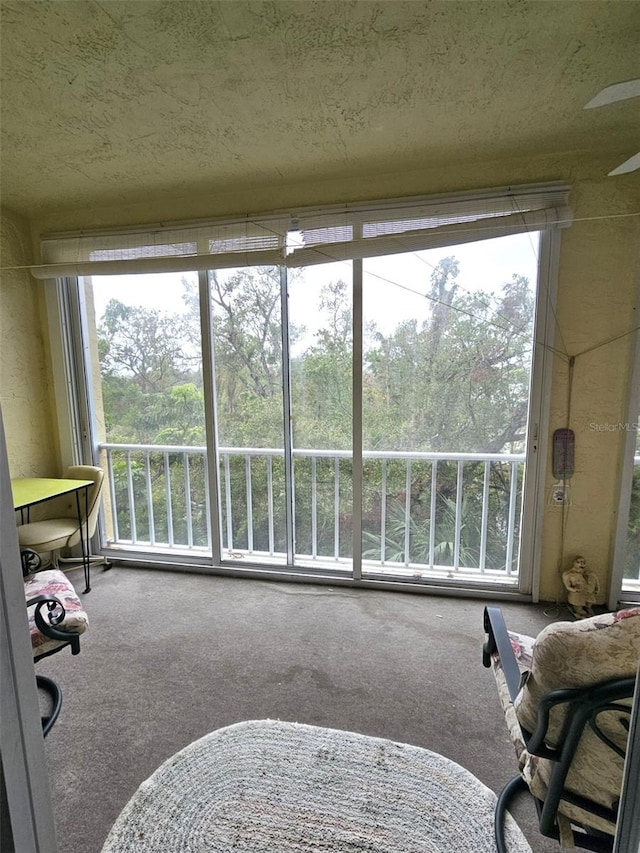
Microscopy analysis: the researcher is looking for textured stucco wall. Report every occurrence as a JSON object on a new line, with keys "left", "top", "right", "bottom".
{"left": 539, "top": 179, "right": 640, "bottom": 601}
{"left": 2, "top": 1, "right": 639, "bottom": 220}
{"left": 20, "top": 152, "right": 640, "bottom": 600}
{"left": 0, "top": 207, "right": 58, "bottom": 477}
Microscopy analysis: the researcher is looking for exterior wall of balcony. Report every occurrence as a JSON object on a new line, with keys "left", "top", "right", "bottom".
{"left": 0, "top": 207, "right": 59, "bottom": 478}
{"left": 3, "top": 150, "right": 637, "bottom": 600}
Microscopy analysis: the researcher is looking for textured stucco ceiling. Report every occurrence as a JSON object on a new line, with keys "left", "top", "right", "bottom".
{"left": 1, "top": 0, "right": 639, "bottom": 218}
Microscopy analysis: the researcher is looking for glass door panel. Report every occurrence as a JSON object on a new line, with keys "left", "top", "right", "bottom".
{"left": 81, "top": 233, "right": 545, "bottom": 588}
{"left": 361, "top": 235, "right": 539, "bottom": 583}
{"left": 83, "top": 272, "right": 208, "bottom": 554}
{"left": 622, "top": 427, "right": 640, "bottom": 592}
{"left": 288, "top": 263, "right": 353, "bottom": 569}
{"left": 208, "top": 267, "right": 287, "bottom": 565}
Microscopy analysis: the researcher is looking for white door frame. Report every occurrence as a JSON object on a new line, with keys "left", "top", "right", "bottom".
{"left": 0, "top": 407, "right": 58, "bottom": 852}
{"left": 518, "top": 227, "right": 563, "bottom": 600}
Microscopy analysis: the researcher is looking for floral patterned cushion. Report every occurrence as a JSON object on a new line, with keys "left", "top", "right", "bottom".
{"left": 514, "top": 607, "right": 640, "bottom": 736}
{"left": 490, "top": 630, "right": 535, "bottom": 765}
{"left": 512, "top": 607, "right": 640, "bottom": 836}
{"left": 24, "top": 569, "right": 89, "bottom": 657}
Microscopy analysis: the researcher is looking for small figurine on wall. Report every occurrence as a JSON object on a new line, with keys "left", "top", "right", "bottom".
{"left": 562, "top": 555, "right": 600, "bottom": 619}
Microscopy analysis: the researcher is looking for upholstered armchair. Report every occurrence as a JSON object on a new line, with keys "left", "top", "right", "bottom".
{"left": 483, "top": 605, "right": 639, "bottom": 852}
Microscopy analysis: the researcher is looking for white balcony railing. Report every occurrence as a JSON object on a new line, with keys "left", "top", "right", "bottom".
{"left": 99, "top": 443, "right": 527, "bottom": 579}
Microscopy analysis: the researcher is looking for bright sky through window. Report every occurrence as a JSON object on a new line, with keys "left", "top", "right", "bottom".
{"left": 90, "top": 232, "right": 540, "bottom": 344}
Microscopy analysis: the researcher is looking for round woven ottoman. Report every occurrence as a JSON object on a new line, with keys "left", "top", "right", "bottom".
{"left": 101, "top": 719, "right": 531, "bottom": 852}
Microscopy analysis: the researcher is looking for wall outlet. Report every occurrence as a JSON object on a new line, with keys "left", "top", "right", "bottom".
{"left": 550, "top": 483, "right": 570, "bottom": 506}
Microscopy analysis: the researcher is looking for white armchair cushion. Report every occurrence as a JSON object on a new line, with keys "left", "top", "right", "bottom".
{"left": 18, "top": 518, "right": 79, "bottom": 551}
{"left": 514, "top": 607, "right": 640, "bottom": 737}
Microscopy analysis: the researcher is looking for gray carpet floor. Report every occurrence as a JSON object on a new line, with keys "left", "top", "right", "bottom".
{"left": 35, "top": 566, "right": 564, "bottom": 852}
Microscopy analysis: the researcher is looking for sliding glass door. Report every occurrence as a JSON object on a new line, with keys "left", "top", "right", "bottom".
{"left": 81, "top": 237, "right": 541, "bottom": 587}
{"left": 87, "top": 272, "right": 208, "bottom": 554}
{"left": 289, "top": 262, "right": 353, "bottom": 569}
{"left": 208, "top": 266, "right": 287, "bottom": 564}
{"left": 360, "top": 236, "right": 539, "bottom": 583}
{"left": 68, "top": 185, "right": 567, "bottom": 592}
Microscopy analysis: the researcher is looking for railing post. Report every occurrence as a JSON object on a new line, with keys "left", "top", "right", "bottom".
{"left": 125, "top": 450, "right": 137, "bottom": 544}
{"left": 224, "top": 453, "right": 233, "bottom": 552}
{"left": 203, "top": 449, "right": 212, "bottom": 551}
{"left": 404, "top": 461, "right": 412, "bottom": 566}
{"left": 380, "top": 460, "right": 387, "bottom": 564}
{"left": 429, "top": 460, "right": 437, "bottom": 569}
{"left": 267, "top": 455, "right": 274, "bottom": 556}
{"left": 505, "top": 461, "right": 519, "bottom": 575}
{"left": 145, "top": 452, "right": 155, "bottom": 546}
{"left": 311, "top": 456, "right": 317, "bottom": 560}
{"left": 164, "top": 452, "right": 174, "bottom": 548}
{"left": 480, "top": 461, "right": 490, "bottom": 572}
{"left": 334, "top": 458, "right": 340, "bottom": 560}
{"left": 245, "top": 454, "right": 253, "bottom": 554}
{"left": 107, "top": 448, "right": 120, "bottom": 543}
{"left": 454, "top": 461, "right": 464, "bottom": 571}
{"left": 184, "top": 453, "right": 193, "bottom": 549}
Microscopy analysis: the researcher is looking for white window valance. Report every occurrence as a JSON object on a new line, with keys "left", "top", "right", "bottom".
{"left": 31, "top": 183, "right": 571, "bottom": 280}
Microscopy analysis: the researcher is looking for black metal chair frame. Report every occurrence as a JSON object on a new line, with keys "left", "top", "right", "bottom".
{"left": 483, "top": 606, "right": 635, "bottom": 853}
{"left": 25, "top": 557, "right": 85, "bottom": 737}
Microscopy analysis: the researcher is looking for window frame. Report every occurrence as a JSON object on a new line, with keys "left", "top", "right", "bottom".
{"left": 44, "top": 186, "right": 567, "bottom": 599}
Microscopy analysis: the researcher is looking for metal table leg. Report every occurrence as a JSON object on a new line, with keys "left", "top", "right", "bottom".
{"left": 75, "top": 485, "right": 91, "bottom": 593}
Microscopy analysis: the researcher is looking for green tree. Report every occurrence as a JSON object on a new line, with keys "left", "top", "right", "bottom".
{"left": 98, "top": 297, "right": 203, "bottom": 444}
{"left": 364, "top": 259, "right": 534, "bottom": 453}
{"left": 182, "top": 268, "right": 300, "bottom": 447}
{"left": 291, "top": 278, "right": 353, "bottom": 449}
{"left": 99, "top": 299, "right": 199, "bottom": 395}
